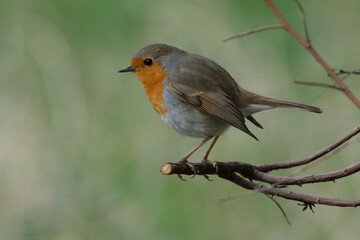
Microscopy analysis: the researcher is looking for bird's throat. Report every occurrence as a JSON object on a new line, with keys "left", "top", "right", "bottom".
{"left": 134, "top": 66, "right": 168, "bottom": 116}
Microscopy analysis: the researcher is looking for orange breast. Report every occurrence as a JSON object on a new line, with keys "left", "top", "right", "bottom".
{"left": 131, "top": 59, "right": 168, "bottom": 116}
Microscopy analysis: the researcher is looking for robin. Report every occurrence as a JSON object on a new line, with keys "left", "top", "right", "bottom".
{"left": 119, "top": 43, "right": 322, "bottom": 168}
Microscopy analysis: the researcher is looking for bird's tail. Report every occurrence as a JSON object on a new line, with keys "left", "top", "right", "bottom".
{"left": 238, "top": 87, "right": 322, "bottom": 115}
{"left": 251, "top": 95, "right": 322, "bottom": 113}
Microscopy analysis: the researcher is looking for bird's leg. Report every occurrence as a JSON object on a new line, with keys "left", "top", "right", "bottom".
{"left": 176, "top": 136, "right": 212, "bottom": 174}
{"left": 201, "top": 136, "right": 219, "bottom": 173}
{"left": 178, "top": 136, "right": 212, "bottom": 162}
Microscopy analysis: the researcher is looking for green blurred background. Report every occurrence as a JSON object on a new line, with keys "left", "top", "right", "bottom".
{"left": 1, "top": 0, "right": 359, "bottom": 239}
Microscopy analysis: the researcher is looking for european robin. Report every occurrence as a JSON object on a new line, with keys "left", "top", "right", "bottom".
{"left": 119, "top": 43, "right": 321, "bottom": 168}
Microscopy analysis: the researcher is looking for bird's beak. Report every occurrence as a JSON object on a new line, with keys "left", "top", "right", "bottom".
{"left": 118, "top": 65, "right": 136, "bottom": 73}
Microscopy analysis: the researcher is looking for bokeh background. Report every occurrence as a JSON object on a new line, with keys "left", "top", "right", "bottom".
{"left": 1, "top": 0, "right": 360, "bottom": 239}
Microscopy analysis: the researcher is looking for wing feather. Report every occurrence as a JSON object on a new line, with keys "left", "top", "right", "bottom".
{"left": 166, "top": 83, "right": 258, "bottom": 140}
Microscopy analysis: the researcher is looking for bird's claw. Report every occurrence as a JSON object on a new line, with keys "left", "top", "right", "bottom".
{"left": 176, "top": 158, "right": 199, "bottom": 178}
{"left": 185, "top": 161, "right": 199, "bottom": 178}
{"left": 203, "top": 174, "right": 213, "bottom": 181}
{"left": 201, "top": 158, "right": 219, "bottom": 174}
{"left": 177, "top": 174, "right": 186, "bottom": 181}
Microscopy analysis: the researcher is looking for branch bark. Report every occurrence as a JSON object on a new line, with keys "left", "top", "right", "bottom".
{"left": 161, "top": 126, "right": 360, "bottom": 208}
{"left": 255, "top": 162, "right": 360, "bottom": 186}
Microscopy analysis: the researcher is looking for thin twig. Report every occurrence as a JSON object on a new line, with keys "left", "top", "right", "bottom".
{"left": 291, "top": 139, "right": 360, "bottom": 177}
{"left": 264, "top": 0, "right": 360, "bottom": 108}
{"left": 254, "top": 161, "right": 360, "bottom": 186}
{"left": 265, "top": 195, "right": 291, "bottom": 225}
{"left": 294, "top": 80, "right": 342, "bottom": 90}
{"left": 294, "top": 0, "right": 310, "bottom": 44}
{"left": 222, "top": 24, "right": 284, "bottom": 42}
{"left": 258, "top": 125, "right": 360, "bottom": 172}
{"left": 338, "top": 70, "right": 360, "bottom": 76}
{"left": 219, "top": 172, "right": 360, "bottom": 207}
{"left": 338, "top": 67, "right": 360, "bottom": 86}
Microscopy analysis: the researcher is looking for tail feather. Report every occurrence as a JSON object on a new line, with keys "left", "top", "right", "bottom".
{"left": 246, "top": 115, "right": 263, "bottom": 129}
{"left": 238, "top": 87, "right": 322, "bottom": 114}
{"left": 254, "top": 96, "right": 322, "bottom": 113}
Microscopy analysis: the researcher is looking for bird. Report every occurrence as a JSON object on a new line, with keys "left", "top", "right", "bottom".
{"left": 118, "top": 43, "right": 322, "bottom": 168}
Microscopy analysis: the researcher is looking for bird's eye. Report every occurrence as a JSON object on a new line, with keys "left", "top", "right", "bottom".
{"left": 144, "top": 58, "right": 153, "bottom": 66}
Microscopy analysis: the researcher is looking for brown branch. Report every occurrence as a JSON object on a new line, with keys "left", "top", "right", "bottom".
{"left": 255, "top": 139, "right": 360, "bottom": 186}
{"left": 223, "top": 1, "right": 360, "bottom": 108}
{"left": 162, "top": 161, "right": 360, "bottom": 207}
{"left": 258, "top": 125, "right": 360, "bottom": 172}
{"left": 218, "top": 172, "right": 360, "bottom": 207}
{"left": 222, "top": 24, "right": 284, "bottom": 42}
{"left": 290, "top": 139, "right": 360, "bottom": 177}
{"left": 295, "top": 65, "right": 360, "bottom": 89}
{"left": 254, "top": 162, "right": 360, "bottom": 186}
{"left": 294, "top": 0, "right": 310, "bottom": 44}
{"left": 294, "top": 80, "right": 342, "bottom": 90}
{"left": 161, "top": 161, "right": 257, "bottom": 176}
{"left": 161, "top": 157, "right": 360, "bottom": 188}
{"left": 264, "top": 0, "right": 360, "bottom": 108}
{"left": 161, "top": 126, "right": 360, "bottom": 207}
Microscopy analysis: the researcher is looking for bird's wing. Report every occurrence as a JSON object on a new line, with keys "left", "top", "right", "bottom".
{"left": 166, "top": 83, "right": 257, "bottom": 140}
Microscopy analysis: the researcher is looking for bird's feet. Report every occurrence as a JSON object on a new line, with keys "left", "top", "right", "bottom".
{"left": 201, "top": 158, "right": 219, "bottom": 174}
{"left": 175, "top": 158, "right": 199, "bottom": 180}
{"left": 175, "top": 158, "right": 218, "bottom": 181}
